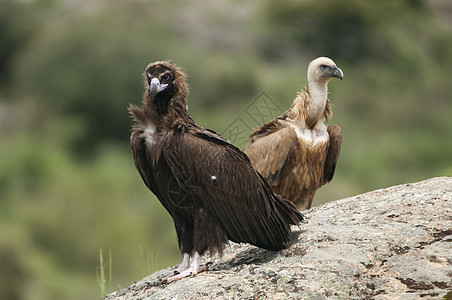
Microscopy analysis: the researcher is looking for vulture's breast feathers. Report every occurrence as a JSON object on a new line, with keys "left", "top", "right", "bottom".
{"left": 288, "top": 120, "right": 329, "bottom": 148}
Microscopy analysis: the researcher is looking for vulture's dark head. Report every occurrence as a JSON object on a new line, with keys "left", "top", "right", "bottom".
{"left": 144, "top": 61, "right": 189, "bottom": 115}
{"left": 308, "top": 57, "right": 343, "bottom": 84}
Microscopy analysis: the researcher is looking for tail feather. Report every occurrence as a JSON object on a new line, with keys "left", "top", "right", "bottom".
{"left": 260, "top": 194, "right": 304, "bottom": 251}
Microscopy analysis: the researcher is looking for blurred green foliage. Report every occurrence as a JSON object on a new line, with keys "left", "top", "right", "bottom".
{"left": 266, "top": 0, "right": 430, "bottom": 62}
{"left": 0, "top": 0, "right": 451, "bottom": 299}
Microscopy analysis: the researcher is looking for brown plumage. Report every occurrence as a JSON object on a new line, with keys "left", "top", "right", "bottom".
{"left": 128, "top": 61, "right": 303, "bottom": 282}
{"left": 244, "top": 57, "right": 343, "bottom": 211}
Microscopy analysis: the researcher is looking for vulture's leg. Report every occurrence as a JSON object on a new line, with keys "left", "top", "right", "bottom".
{"left": 323, "top": 124, "right": 342, "bottom": 185}
{"left": 160, "top": 215, "right": 196, "bottom": 281}
{"left": 163, "top": 252, "right": 207, "bottom": 283}
{"left": 177, "top": 253, "right": 191, "bottom": 272}
{"left": 160, "top": 253, "right": 190, "bottom": 282}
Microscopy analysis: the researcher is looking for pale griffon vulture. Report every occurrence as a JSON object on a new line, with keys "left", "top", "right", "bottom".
{"left": 244, "top": 57, "right": 343, "bottom": 210}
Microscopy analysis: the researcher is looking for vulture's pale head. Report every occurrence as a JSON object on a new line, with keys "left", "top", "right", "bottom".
{"left": 143, "top": 61, "right": 188, "bottom": 115}
{"left": 307, "top": 57, "right": 343, "bottom": 85}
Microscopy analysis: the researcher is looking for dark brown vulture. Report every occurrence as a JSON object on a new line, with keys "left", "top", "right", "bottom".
{"left": 128, "top": 61, "right": 303, "bottom": 283}
{"left": 243, "top": 57, "right": 343, "bottom": 211}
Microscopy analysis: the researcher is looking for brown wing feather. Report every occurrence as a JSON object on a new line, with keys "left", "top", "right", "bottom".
{"left": 244, "top": 124, "right": 299, "bottom": 186}
{"left": 248, "top": 118, "right": 283, "bottom": 140}
{"left": 130, "top": 130, "right": 160, "bottom": 195}
{"left": 323, "top": 124, "right": 342, "bottom": 184}
{"left": 161, "top": 126, "right": 303, "bottom": 250}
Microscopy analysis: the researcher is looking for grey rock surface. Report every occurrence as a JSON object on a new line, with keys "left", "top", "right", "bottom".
{"left": 104, "top": 177, "right": 452, "bottom": 299}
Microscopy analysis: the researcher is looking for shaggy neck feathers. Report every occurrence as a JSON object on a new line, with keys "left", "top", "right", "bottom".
{"left": 137, "top": 90, "right": 191, "bottom": 131}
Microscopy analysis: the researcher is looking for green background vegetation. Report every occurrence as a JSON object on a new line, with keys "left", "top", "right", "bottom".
{"left": 0, "top": 0, "right": 451, "bottom": 299}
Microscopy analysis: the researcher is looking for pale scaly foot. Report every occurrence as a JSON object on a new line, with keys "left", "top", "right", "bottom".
{"left": 161, "top": 252, "right": 207, "bottom": 284}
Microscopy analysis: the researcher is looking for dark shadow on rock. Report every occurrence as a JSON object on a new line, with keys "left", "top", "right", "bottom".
{"left": 287, "top": 229, "right": 305, "bottom": 248}
{"left": 209, "top": 230, "right": 306, "bottom": 272}
{"left": 210, "top": 247, "right": 279, "bottom": 271}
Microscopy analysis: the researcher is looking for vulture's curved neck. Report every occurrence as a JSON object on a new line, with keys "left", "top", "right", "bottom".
{"left": 307, "top": 79, "right": 328, "bottom": 124}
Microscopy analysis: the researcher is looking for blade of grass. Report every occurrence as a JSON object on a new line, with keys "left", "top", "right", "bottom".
{"left": 96, "top": 249, "right": 106, "bottom": 298}
{"left": 108, "top": 250, "right": 112, "bottom": 294}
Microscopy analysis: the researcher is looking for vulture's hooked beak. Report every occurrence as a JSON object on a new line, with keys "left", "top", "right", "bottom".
{"left": 332, "top": 66, "right": 344, "bottom": 81}
{"left": 149, "top": 77, "right": 168, "bottom": 96}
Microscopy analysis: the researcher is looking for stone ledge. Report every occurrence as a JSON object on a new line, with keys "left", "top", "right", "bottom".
{"left": 104, "top": 177, "right": 452, "bottom": 299}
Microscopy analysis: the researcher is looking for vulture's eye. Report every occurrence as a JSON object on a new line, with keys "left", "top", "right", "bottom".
{"left": 320, "top": 64, "right": 328, "bottom": 70}
{"left": 161, "top": 73, "right": 171, "bottom": 82}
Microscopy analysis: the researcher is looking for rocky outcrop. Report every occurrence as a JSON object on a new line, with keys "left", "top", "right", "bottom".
{"left": 104, "top": 177, "right": 452, "bottom": 299}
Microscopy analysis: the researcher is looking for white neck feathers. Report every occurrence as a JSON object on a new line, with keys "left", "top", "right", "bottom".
{"left": 307, "top": 78, "right": 329, "bottom": 122}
